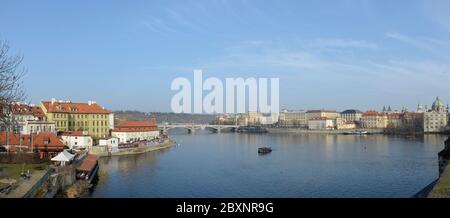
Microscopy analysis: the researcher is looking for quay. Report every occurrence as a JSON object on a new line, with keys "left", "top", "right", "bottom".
{"left": 88, "top": 139, "right": 176, "bottom": 157}
{"left": 415, "top": 136, "right": 450, "bottom": 198}
{"left": 267, "top": 128, "right": 384, "bottom": 134}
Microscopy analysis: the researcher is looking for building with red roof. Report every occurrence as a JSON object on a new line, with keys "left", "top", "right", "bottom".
{"left": 361, "top": 111, "right": 388, "bottom": 129}
{"left": 0, "top": 131, "right": 65, "bottom": 159}
{"left": 112, "top": 121, "right": 160, "bottom": 144}
{"left": 0, "top": 102, "right": 56, "bottom": 135}
{"left": 40, "top": 99, "right": 114, "bottom": 138}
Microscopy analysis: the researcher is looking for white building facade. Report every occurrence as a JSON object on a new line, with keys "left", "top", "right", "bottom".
{"left": 60, "top": 131, "right": 93, "bottom": 150}
{"left": 278, "top": 109, "right": 307, "bottom": 127}
{"left": 99, "top": 137, "right": 119, "bottom": 152}
{"left": 308, "top": 118, "right": 336, "bottom": 130}
{"left": 424, "top": 97, "right": 448, "bottom": 133}
{"left": 340, "top": 109, "right": 363, "bottom": 122}
{"left": 111, "top": 121, "right": 160, "bottom": 144}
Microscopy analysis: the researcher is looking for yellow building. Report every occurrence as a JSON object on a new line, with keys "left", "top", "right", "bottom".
{"left": 40, "top": 99, "right": 113, "bottom": 138}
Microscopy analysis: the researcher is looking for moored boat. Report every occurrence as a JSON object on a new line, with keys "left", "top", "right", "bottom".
{"left": 344, "top": 130, "right": 369, "bottom": 135}
{"left": 258, "top": 147, "right": 272, "bottom": 154}
{"left": 76, "top": 154, "right": 99, "bottom": 184}
{"left": 236, "top": 125, "right": 269, "bottom": 134}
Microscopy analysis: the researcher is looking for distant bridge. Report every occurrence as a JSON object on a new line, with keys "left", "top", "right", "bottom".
{"left": 158, "top": 123, "right": 240, "bottom": 134}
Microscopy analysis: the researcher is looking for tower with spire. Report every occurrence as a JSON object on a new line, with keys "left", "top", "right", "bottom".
{"left": 417, "top": 103, "right": 424, "bottom": 113}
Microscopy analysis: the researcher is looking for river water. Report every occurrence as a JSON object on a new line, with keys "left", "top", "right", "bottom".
{"left": 90, "top": 131, "right": 447, "bottom": 198}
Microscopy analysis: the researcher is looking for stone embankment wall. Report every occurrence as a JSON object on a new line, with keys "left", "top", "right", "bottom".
{"left": 424, "top": 137, "right": 450, "bottom": 198}
{"left": 267, "top": 128, "right": 384, "bottom": 134}
{"left": 89, "top": 139, "right": 176, "bottom": 157}
{"left": 32, "top": 166, "right": 77, "bottom": 198}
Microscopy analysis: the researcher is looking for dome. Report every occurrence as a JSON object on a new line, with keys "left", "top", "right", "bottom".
{"left": 432, "top": 96, "right": 445, "bottom": 111}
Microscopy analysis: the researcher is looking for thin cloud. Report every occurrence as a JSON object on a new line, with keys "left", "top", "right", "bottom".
{"left": 385, "top": 32, "right": 450, "bottom": 59}
{"left": 198, "top": 38, "right": 450, "bottom": 90}
{"left": 141, "top": 17, "right": 179, "bottom": 34}
{"left": 385, "top": 32, "right": 434, "bottom": 51}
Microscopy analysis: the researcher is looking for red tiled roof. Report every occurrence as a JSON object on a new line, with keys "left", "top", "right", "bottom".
{"left": 363, "top": 111, "right": 386, "bottom": 116}
{"left": 386, "top": 113, "right": 401, "bottom": 119}
{"left": 30, "top": 106, "right": 45, "bottom": 119}
{"left": 116, "top": 121, "right": 157, "bottom": 128}
{"left": 10, "top": 104, "right": 45, "bottom": 119}
{"left": 77, "top": 155, "right": 98, "bottom": 173}
{"left": 41, "top": 101, "right": 110, "bottom": 114}
{"left": 113, "top": 121, "right": 158, "bottom": 132}
{"left": 0, "top": 132, "right": 64, "bottom": 151}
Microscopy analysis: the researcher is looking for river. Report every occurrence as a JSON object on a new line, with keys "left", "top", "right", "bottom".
{"left": 89, "top": 131, "right": 447, "bottom": 198}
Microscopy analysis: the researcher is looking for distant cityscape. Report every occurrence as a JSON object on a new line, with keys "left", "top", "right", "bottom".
{"left": 215, "top": 96, "right": 450, "bottom": 134}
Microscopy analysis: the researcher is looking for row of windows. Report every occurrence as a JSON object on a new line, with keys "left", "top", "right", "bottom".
{"left": 29, "top": 126, "right": 54, "bottom": 133}
{"left": 425, "top": 114, "right": 447, "bottom": 117}
{"left": 54, "top": 113, "right": 109, "bottom": 119}
{"left": 425, "top": 118, "right": 446, "bottom": 121}
{"left": 91, "top": 128, "right": 109, "bottom": 133}
{"left": 56, "top": 121, "right": 67, "bottom": 127}
{"left": 56, "top": 120, "right": 109, "bottom": 127}
{"left": 426, "top": 122, "right": 446, "bottom": 125}
{"left": 68, "top": 120, "right": 109, "bottom": 127}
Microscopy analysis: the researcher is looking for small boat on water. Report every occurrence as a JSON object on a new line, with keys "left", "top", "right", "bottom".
{"left": 344, "top": 130, "right": 369, "bottom": 135}
{"left": 258, "top": 147, "right": 272, "bottom": 154}
{"left": 236, "top": 125, "right": 269, "bottom": 134}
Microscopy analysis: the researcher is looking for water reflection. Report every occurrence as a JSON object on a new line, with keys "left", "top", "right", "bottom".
{"left": 91, "top": 132, "right": 447, "bottom": 198}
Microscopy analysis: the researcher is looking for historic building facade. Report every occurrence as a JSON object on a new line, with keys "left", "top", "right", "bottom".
{"left": 4, "top": 102, "right": 56, "bottom": 134}
{"left": 340, "top": 109, "right": 363, "bottom": 122}
{"left": 278, "top": 109, "right": 307, "bottom": 127}
{"left": 306, "top": 110, "right": 340, "bottom": 120}
{"left": 111, "top": 121, "right": 160, "bottom": 144}
{"left": 40, "top": 99, "right": 114, "bottom": 138}
{"left": 424, "top": 97, "right": 448, "bottom": 133}
{"left": 361, "top": 111, "right": 388, "bottom": 129}
{"left": 308, "top": 117, "right": 336, "bottom": 130}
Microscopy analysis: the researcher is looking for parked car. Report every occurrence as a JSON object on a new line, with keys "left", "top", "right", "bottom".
{"left": 0, "top": 146, "right": 7, "bottom": 152}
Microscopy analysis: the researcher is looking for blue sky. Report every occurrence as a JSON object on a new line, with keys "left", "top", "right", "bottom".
{"left": 1, "top": 0, "right": 450, "bottom": 112}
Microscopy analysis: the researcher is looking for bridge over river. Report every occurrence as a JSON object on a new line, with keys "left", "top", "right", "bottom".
{"left": 159, "top": 123, "right": 240, "bottom": 134}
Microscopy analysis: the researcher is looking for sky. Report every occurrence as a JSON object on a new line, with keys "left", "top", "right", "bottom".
{"left": 1, "top": 0, "right": 450, "bottom": 112}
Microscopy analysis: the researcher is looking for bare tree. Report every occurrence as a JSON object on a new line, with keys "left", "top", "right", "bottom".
{"left": 0, "top": 40, "right": 26, "bottom": 128}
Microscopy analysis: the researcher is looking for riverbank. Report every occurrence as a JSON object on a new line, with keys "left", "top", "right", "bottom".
{"left": 428, "top": 167, "right": 450, "bottom": 198}
{"left": 267, "top": 128, "right": 384, "bottom": 134}
{"left": 89, "top": 139, "right": 176, "bottom": 157}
